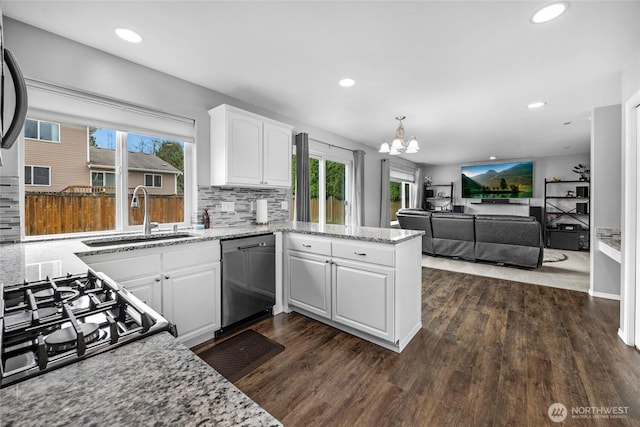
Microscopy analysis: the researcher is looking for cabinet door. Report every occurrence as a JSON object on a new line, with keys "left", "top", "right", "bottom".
{"left": 120, "top": 275, "right": 162, "bottom": 315}
{"left": 162, "top": 263, "right": 221, "bottom": 346}
{"left": 83, "top": 252, "right": 161, "bottom": 283}
{"left": 332, "top": 258, "right": 394, "bottom": 341}
{"left": 263, "top": 122, "right": 292, "bottom": 187}
{"left": 287, "top": 251, "right": 331, "bottom": 319}
{"left": 227, "top": 111, "right": 263, "bottom": 185}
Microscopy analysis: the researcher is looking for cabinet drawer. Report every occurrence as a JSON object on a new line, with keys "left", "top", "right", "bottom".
{"left": 87, "top": 253, "right": 161, "bottom": 282}
{"left": 163, "top": 241, "right": 221, "bottom": 270}
{"left": 287, "top": 234, "right": 331, "bottom": 256}
{"left": 332, "top": 240, "right": 395, "bottom": 267}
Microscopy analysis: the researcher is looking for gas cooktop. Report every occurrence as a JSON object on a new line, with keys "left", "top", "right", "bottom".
{"left": 0, "top": 269, "right": 176, "bottom": 388}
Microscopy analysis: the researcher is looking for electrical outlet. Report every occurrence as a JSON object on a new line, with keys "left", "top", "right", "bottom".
{"left": 221, "top": 201, "right": 235, "bottom": 212}
{"left": 281, "top": 201, "right": 288, "bottom": 210}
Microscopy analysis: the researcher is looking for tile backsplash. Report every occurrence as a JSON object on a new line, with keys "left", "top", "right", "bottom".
{"left": 0, "top": 176, "right": 21, "bottom": 243}
{"left": 197, "top": 186, "right": 291, "bottom": 226}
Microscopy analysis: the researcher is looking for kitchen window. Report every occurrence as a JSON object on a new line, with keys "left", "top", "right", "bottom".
{"left": 24, "top": 165, "right": 51, "bottom": 186}
{"left": 144, "top": 174, "right": 162, "bottom": 188}
{"left": 24, "top": 118, "right": 60, "bottom": 143}
{"left": 21, "top": 81, "right": 195, "bottom": 239}
{"left": 23, "top": 117, "right": 191, "bottom": 237}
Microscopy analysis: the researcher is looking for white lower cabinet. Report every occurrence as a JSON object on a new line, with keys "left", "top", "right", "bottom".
{"left": 287, "top": 251, "right": 331, "bottom": 319}
{"left": 162, "top": 263, "right": 221, "bottom": 346}
{"left": 286, "top": 233, "right": 421, "bottom": 352}
{"left": 119, "top": 274, "right": 163, "bottom": 315}
{"left": 81, "top": 241, "right": 221, "bottom": 347}
{"left": 332, "top": 259, "right": 394, "bottom": 341}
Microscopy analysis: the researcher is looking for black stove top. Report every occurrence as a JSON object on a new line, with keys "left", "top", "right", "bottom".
{"left": 1, "top": 269, "right": 176, "bottom": 388}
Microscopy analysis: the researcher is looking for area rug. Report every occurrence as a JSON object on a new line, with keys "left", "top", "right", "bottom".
{"left": 196, "top": 329, "right": 285, "bottom": 382}
{"left": 543, "top": 250, "right": 568, "bottom": 263}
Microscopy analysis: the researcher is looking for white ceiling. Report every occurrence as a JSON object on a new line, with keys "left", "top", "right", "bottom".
{"left": 2, "top": 1, "right": 639, "bottom": 165}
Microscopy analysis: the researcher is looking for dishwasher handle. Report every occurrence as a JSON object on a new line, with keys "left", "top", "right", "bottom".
{"left": 237, "top": 242, "right": 268, "bottom": 250}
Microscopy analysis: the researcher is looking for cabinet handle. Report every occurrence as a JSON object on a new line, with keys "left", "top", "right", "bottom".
{"left": 155, "top": 277, "right": 161, "bottom": 282}
{"left": 165, "top": 275, "right": 170, "bottom": 280}
{"left": 302, "top": 244, "right": 312, "bottom": 248}
{"left": 354, "top": 252, "right": 367, "bottom": 256}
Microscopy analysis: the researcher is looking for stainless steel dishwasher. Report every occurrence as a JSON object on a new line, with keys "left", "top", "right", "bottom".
{"left": 218, "top": 233, "right": 276, "bottom": 337}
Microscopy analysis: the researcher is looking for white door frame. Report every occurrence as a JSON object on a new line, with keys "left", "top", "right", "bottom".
{"left": 621, "top": 89, "right": 640, "bottom": 347}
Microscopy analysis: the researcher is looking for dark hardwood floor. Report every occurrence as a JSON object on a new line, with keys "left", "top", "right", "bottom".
{"left": 194, "top": 268, "right": 640, "bottom": 426}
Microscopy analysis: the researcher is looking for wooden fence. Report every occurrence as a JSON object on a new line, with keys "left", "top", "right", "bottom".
{"left": 311, "top": 197, "right": 345, "bottom": 224}
{"left": 25, "top": 193, "right": 183, "bottom": 236}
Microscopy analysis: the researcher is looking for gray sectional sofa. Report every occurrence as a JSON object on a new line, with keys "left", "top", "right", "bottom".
{"left": 396, "top": 209, "right": 544, "bottom": 269}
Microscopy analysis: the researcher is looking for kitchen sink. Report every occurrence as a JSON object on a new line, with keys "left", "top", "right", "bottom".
{"left": 83, "top": 232, "right": 199, "bottom": 247}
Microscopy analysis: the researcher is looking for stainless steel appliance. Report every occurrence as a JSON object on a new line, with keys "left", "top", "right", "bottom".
{"left": 0, "top": 269, "right": 176, "bottom": 387}
{"left": 219, "top": 234, "right": 275, "bottom": 336}
{"left": 0, "top": 9, "right": 29, "bottom": 164}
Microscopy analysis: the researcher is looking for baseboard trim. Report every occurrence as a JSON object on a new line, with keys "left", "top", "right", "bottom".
{"left": 589, "top": 289, "right": 620, "bottom": 300}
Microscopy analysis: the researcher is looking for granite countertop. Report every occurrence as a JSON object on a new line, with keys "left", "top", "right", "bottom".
{"left": 0, "top": 332, "right": 281, "bottom": 427}
{"left": 596, "top": 226, "right": 621, "bottom": 251}
{"left": 1, "top": 222, "right": 423, "bottom": 283}
{"left": 77, "top": 221, "right": 424, "bottom": 256}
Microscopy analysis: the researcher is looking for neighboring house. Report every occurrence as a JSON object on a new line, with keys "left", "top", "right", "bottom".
{"left": 88, "top": 146, "right": 181, "bottom": 195}
{"left": 24, "top": 118, "right": 181, "bottom": 195}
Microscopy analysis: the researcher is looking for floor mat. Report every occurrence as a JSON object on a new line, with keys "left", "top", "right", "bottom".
{"left": 196, "top": 329, "right": 285, "bottom": 383}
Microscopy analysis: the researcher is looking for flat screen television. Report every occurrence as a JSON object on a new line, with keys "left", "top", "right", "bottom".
{"left": 461, "top": 161, "right": 533, "bottom": 199}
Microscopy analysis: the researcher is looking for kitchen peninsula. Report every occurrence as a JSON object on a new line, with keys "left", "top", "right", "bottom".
{"left": 0, "top": 222, "right": 423, "bottom": 426}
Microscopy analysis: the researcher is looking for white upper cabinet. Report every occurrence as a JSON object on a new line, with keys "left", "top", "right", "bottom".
{"left": 209, "top": 104, "right": 293, "bottom": 187}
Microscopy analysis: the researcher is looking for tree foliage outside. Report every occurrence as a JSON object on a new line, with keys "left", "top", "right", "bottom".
{"left": 155, "top": 140, "right": 185, "bottom": 193}
{"left": 390, "top": 181, "right": 402, "bottom": 202}
{"left": 291, "top": 155, "right": 346, "bottom": 201}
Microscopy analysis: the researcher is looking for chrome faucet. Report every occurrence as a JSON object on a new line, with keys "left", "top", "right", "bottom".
{"left": 131, "top": 185, "right": 159, "bottom": 235}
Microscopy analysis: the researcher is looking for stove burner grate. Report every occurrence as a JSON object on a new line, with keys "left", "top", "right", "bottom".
{"left": 45, "top": 323, "right": 101, "bottom": 354}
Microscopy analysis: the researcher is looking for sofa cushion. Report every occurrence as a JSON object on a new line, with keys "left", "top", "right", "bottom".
{"left": 396, "top": 209, "right": 433, "bottom": 255}
{"left": 475, "top": 217, "right": 542, "bottom": 247}
{"left": 430, "top": 213, "right": 475, "bottom": 241}
{"left": 474, "top": 214, "right": 536, "bottom": 222}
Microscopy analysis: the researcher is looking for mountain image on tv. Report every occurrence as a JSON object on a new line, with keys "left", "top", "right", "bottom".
{"left": 461, "top": 161, "right": 533, "bottom": 198}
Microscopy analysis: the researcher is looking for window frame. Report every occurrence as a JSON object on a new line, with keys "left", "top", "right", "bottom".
{"left": 24, "top": 118, "right": 60, "bottom": 143}
{"left": 309, "top": 150, "right": 352, "bottom": 226}
{"left": 144, "top": 173, "right": 163, "bottom": 188}
{"left": 90, "top": 171, "right": 116, "bottom": 188}
{"left": 21, "top": 116, "right": 194, "bottom": 240}
{"left": 389, "top": 168, "right": 415, "bottom": 226}
{"left": 24, "top": 165, "right": 51, "bottom": 187}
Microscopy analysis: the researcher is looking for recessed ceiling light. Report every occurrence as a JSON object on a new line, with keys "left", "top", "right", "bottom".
{"left": 115, "top": 27, "right": 143, "bottom": 43}
{"left": 489, "top": 156, "right": 497, "bottom": 160}
{"left": 527, "top": 101, "right": 547, "bottom": 109}
{"left": 338, "top": 78, "right": 356, "bottom": 87}
{"left": 531, "top": 2, "right": 569, "bottom": 24}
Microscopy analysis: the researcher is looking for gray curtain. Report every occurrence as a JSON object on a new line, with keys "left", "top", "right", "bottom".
{"left": 413, "top": 167, "right": 425, "bottom": 209}
{"left": 379, "top": 159, "right": 390, "bottom": 227}
{"left": 295, "top": 133, "right": 310, "bottom": 222}
{"left": 353, "top": 150, "right": 365, "bottom": 226}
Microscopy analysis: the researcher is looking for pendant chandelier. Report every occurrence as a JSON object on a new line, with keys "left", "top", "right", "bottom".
{"left": 379, "top": 115, "right": 420, "bottom": 155}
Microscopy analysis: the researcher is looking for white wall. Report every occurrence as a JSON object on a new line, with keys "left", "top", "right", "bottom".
{"left": 590, "top": 105, "right": 622, "bottom": 298}
{"left": 424, "top": 153, "right": 590, "bottom": 215}
{"left": 1, "top": 18, "right": 418, "bottom": 228}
